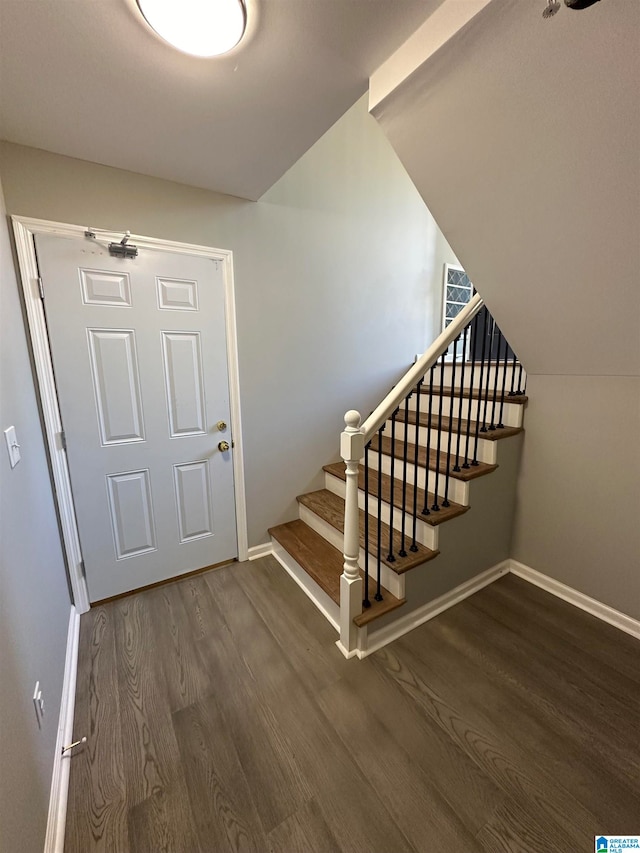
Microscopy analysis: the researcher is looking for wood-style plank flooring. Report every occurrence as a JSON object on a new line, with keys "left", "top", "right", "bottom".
{"left": 65, "top": 558, "right": 640, "bottom": 852}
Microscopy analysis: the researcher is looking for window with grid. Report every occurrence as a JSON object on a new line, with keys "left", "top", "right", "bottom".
{"left": 443, "top": 263, "right": 473, "bottom": 330}
{"left": 442, "top": 263, "right": 473, "bottom": 360}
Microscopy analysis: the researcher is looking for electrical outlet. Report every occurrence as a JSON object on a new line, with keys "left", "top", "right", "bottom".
{"left": 33, "top": 681, "right": 45, "bottom": 728}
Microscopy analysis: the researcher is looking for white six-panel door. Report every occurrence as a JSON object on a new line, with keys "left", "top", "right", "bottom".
{"left": 36, "top": 233, "right": 237, "bottom": 601}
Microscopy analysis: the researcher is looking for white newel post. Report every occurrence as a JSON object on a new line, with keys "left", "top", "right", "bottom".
{"left": 338, "top": 410, "right": 364, "bottom": 657}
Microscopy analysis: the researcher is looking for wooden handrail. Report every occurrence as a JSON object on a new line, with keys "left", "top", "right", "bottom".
{"left": 361, "top": 293, "right": 484, "bottom": 443}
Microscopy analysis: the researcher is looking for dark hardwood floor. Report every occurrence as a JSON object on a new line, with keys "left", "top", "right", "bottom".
{"left": 65, "top": 558, "right": 640, "bottom": 852}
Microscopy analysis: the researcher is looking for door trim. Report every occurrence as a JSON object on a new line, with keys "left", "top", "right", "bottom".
{"left": 11, "top": 216, "right": 248, "bottom": 613}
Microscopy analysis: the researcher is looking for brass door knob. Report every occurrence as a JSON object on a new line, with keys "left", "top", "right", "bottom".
{"left": 217, "top": 420, "right": 227, "bottom": 431}
{"left": 218, "top": 440, "right": 230, "bottom": 452}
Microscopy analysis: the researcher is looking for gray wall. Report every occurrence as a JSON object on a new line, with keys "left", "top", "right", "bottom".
{"left": 0, "top": 95, "right": 457, "bottom": 549}
{"left": 511, "top": 375, "right": 640, "bottom": 620}
{"left": 372, "top": 1, "right": 640, "bottom": 618}
{"left": 0, "top": 180, "right": 71, "bottom": 850}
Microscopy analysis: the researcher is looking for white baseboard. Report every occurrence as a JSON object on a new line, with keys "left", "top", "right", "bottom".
{"left": 247, "top": 542, "right": 273, "bottom": 561}
{"left": 509, "top": 559, "right": 640, "bottom": 641}
{"left": 335, "top": 640, "right": 359, "bottom": 659}
{"left": 360, "top": 561, "right": 510, "bottom": 658}
{"left": 44, "top": 606, "right": 81, "bottom": 853}
{"left": 357, "top": 558, "right": 640, "bottom": 658}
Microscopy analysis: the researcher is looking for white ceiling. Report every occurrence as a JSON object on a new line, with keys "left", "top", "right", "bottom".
{"left": 0, "top": 0, "right": 443, "bottom": 200}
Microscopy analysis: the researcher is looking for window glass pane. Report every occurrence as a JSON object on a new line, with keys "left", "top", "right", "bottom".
{"left": 447, "top": 285, "right": 471, "bottom": 304}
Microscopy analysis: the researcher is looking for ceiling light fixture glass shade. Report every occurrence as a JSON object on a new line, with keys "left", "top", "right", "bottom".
{"left": 137, "top": 0, "right": 246, "bottom": 57}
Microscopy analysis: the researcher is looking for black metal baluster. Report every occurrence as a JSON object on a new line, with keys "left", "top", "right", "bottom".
{"left": 497, "top": 331, "right": 509, "bottom": 429}
{"left": 516, "top": 361, "right": 524, "bottom": 395}
{"left": 410, "top": 379, "right": 422, "bottom": 551}
{"left": 523, "top": 372, "right": 527, "bottom": 395}
{"left": 431, "top": 354, "right": 445, "bottom": 512}
{"left": 473, "top": 308, "right": 489, "bottom": 463}
{"left": 443, "top": 336, "right": 458, "bottom": 507}
{"left": 463, "top": 314, "right": 477, "bottom": 469}
{"left": 399, "top": 395, "right": 410, "bottom": 557}
{"left": 481, "top": 312, "right": 494, "bottom": 432}
{"left": 386, "top": 409, "right": 398, "bottom": 564}
{"left": 363, "top": 442, "right": 371, "bottom": 608}
{"left": 509, "top": 352, "right": 518, "bottom": 396}
{"left": 489, "top": 327, "right": 503, "bottom": 430}
{"left": 376, "top": 424, "right": 384, "bottom": 601}
{"left": 421, "top": 366, "right": 434, "bottom": 515}
{"left": 454, "top": 326, "right": 468, "bottom": 471}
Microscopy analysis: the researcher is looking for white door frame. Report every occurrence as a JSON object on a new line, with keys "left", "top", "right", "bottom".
{"left": 11, "top": 216, "right": 248, "bottom": 613}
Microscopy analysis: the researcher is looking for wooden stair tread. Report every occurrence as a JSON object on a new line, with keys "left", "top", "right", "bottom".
{"left": 268, "top": 520, "right": 405, "bottom": 625}
{"left": 323, "top": 463, "right": 469, "bottom": 527}
{"left": 397, "top": 408, "right": 523, "bottom": 441}
{"left": 369, "top": 434, "right": 497, "bottom": 482}
{"left": 297, "top": 489, "right": 439, "bottom": 574}
{"left": 353, "top": 589, "right": 406, "bottom": 627}
{"left": 416, "top": 385, "right": 528, "bottom": 405}
{"left": 269, "top": 519, "right": 342, "bottom": 603}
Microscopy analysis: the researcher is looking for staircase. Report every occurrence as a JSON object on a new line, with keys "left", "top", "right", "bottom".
{"left": 268, "top": 295, "right": 528, "bottom": 657}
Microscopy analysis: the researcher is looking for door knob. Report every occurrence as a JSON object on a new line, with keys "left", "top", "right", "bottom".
{"left": 218, "top": 440, "right": 230, "bottom": 452}
{"left": 216, "top": 420, "right": 227, "bottom": 431}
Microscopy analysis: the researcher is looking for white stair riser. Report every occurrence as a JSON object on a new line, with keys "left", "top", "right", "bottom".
{"left": 298, "top": 504, "right": 405, "bottom": 599}
{"left": 407, "top": 394, "right": 524, "bottom": 428}
{"left": 270, "top": 538, "right": 340, "bottom": 631}
{"left": 392, "top": 421, "right": 498, "bottom": 465}
{"left": 324, "top": 470, "right": 439, "bottom": 551}
{"left": 437, "top": 364, "right": 526, "bottom": 390}
{"left": 369, "top": 452, "right": 469, "bottom": 506}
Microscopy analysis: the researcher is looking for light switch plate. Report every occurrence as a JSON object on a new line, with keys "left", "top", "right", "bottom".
{"left": 4, "top": 426, "right": 21, "bottom": 468}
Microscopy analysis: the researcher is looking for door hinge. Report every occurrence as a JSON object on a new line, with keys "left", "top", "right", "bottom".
{"left": 79, "top": 560, "right": 86, "bottom": 579}
{"left": 37, "top": 277, "right": 44, "bottom": 300}
{"left": 60, "top": 430, "right": 67, "bottom": 451}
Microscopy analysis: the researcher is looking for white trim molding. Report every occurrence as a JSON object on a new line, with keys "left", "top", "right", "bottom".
{"left": 509, "top": 559, "right": 640, "bottom": 641}
{"left": 11, "top": 219, "right": 90, "bottom": 612}
{"left": 247, "top": 542, "right": 273, "bottom": 561}
{"left": 344, "top": 558, "right": 640, "bottom": 659}
{"left": 11, "top": 216, "right": 248, "bottom": 610}
{"left": 44, "top": 606, "right": 81, "bottom": 853}
{"left": 356, "top": 561, "right": 510, "bottom": 659}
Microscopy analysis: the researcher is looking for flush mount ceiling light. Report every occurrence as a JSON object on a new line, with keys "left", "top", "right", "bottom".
{"left": 137, "top": 0, "right": 246, "bottom": 57}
